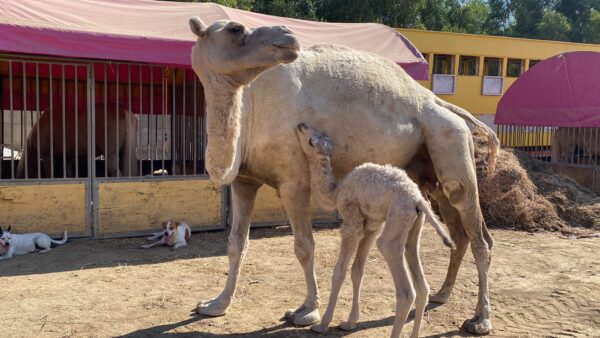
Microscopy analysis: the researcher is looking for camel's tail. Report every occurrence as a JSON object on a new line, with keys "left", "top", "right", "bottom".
{"left": 50, "top": 231, "right": 68, "bottom": 245}
{"left": 435, "top": 97, "right": 500, "bottom": 175}
{"left": 417, "top": 199, "right": 455, "bottom": 250}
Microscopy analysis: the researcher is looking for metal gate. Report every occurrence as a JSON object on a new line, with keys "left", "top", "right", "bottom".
{"left": 0, "top": 56, "right": 93, "bottom": 237}
{"left": 0, "top": 54, "right": 226, "bottom": 238}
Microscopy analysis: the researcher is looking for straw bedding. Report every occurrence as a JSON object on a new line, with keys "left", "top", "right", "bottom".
{"left": 473, "top": 128, "right": 600, "bottom": 232}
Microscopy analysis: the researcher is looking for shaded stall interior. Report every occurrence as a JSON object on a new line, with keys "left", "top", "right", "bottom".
{"left": 0, "top": 57, "right": 206, "bottom": 179}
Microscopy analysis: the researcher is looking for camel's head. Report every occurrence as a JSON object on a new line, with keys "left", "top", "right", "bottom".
{"left": 296, "top": 123, "right": 334, "bottom": 158}
{"left": 189, "top": 17, "right": 300, "bottom": 87}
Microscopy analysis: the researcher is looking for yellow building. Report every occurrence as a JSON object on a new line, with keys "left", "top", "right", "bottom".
{"left": 397, "top": 29, "right": 600, "bottom": 129}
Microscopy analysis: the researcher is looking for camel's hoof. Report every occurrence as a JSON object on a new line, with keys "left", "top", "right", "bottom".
{"left": 310, "top": 323, "right": 328, "bottom": 333}
{"left": 429, "top": 291, "right": 451, "bottom": 304}
{"left": 284, "top": 305, "right": 304, "bottom": 319}
{"left": 339, "top": 321, "right": 356, "bottom": 331}
{"left": 461, "top": 316, "right": 492, "bottom": 335}
{"left": 195, "top": 298, "right": 229, "bottom": 317}
{"left": 286, "top": 306, "right": 320, "bottom": 326}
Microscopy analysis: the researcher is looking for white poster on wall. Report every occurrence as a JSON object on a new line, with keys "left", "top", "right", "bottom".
{"left": 432, "top": 74, "right": 456, "bottom": 94}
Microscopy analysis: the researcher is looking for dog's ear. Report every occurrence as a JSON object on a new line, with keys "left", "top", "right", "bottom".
{"left": 0, "top": 226, "right": 3, "bottom": 234}
{"left": 6, "top": 225, "right": 10, "bottom": 232}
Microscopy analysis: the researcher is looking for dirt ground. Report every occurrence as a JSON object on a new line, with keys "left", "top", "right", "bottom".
{"left": 1, "top": 224, "right": 599, "bottom": 338}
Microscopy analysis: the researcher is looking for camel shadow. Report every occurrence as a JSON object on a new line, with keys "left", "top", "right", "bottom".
{"left": 118, "top": 303, "right": 470, "bottom": 338}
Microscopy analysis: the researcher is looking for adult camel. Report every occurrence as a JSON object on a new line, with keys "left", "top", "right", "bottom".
{"left": 189, "top": 18, "right": 498, "bottom": 335}
{"left": 16, "top": 104, "right": 139, "bottom": 178}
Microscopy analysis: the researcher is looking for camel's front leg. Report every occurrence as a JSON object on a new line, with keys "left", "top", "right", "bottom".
{"left": 312, "top": 226, "right": 361, "bottom": 333}
{"left": 279, "top": 182, "right": 321, "bottom": 326}
{"left": 196, "top": 178, "right": 261, "bottom": 316}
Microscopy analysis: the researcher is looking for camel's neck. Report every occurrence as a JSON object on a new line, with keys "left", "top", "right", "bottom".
{"left": 203, "top": 82, "right": 244, "bottom": 185}
{"left": 308, "top": 155, "right": 338, "bottom": 210}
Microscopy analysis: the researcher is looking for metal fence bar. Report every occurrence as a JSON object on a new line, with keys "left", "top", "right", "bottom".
{"left": 127, "top": 63, "right": 132, "bottom": 177}
{"left": 104, "top": 64, "right": 108, "bottom": 178}
{"left": 193, "top": 75, "right": 197, "bottom": 175}
{"left": 138, "top": 64, "right": 143, "bottom": 176}
{"left": 161, "top": 68, "right": 166, "bottom": 176}
{"left": 171, "top": 69, "right": 176, "bottom": 176}
{"left": 62, "top": 65, "right": 66, "bottom": 178}
{"left": 182, "top": 73, "right": 186, "bottom": 176}
{"left": 150, "top": 65, "right": 155, "bottom": 176}
{"left": 116, "top": 64, "right": 120, "bottom": 177}
{"left": 9, "top": 61, "right": 14, "bottom": 178}
{"left": 49, "top": 65, "right": 54, "bottom": 178}
{"left": 35, "top": 63, "right": 41, "bottom": 179}
{"left": 75, "top": 65, "right": 79, "bottom": 178}
{"left": 22, "top": 62, "right": 28, "bottom": 178}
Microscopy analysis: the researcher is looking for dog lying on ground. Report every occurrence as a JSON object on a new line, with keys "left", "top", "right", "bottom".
{"left": 142, "top": 221, "right": 191, "bottom": 250}
{"left": 0, "top": 226, "right": 68, "bottom": 260}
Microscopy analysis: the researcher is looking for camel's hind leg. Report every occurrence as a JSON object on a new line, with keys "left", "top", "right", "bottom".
{"left": 377, "top": 203, "right": 416, "bottom": 338}
{"left": 339, "top": 225, "right": 379, "bottom": 331}
{"left": 196, "top": 178, "right": 261, "bottom": 316}
{"left": 425, "top": 111, "right": 492, "bottom": 335}
{"left": 428, "top": 186, "right": 469, "bottom": 304}
{"left": 279, "top": 182, "right": 321, "bottom": 326}
{"left": 405, "top": 212, "right": 429, "bottom": 338}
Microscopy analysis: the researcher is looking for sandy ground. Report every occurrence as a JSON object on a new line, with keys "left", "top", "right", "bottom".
{"left": 0, "top": 225, "right": 599, "bottom": 338}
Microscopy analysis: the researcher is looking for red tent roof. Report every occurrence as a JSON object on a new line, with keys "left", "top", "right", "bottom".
{"left": 495, "top": 51, "right": 600, "bottom": 127}
{"left": 0, "top": 0, "right": 427, "bottom": 80}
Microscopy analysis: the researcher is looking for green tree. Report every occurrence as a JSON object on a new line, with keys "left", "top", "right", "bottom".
{"left": 510, "top": 0, "right": 555, "bottom": 39}
{"left": 484, "top": 0, "right": 512, "bottom": 35}
{"left": 537, "top": 9, "right": 572, "bottom": 40}
{"left": 253, "top": 0, "right": 317, "bottom": 20}
{"left": 555, "top": 0, "right": 597, "bottom": 42}
{"left": 583, "top": 9, "right": 600, "bottom": 43}
{"left": 447, "top": 0, "right": 491, "bottom": 34}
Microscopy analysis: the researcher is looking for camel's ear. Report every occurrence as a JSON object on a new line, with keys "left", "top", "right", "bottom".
{"left": 189, "top": 16, "right": 208, "bottom": 38}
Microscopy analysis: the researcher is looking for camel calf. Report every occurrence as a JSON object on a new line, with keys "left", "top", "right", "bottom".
{"left": 296, "top": 124, "right": 455, "bottom": 338}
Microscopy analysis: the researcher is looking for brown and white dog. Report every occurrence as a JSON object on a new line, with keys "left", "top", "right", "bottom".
{"left": 142, "top": 221, "right": 191, "bottom": 250}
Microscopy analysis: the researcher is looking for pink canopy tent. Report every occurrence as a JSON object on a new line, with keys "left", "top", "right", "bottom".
{"left": 495, "top": 51, "right": 600, "bottom": 127}
{"left": 0, "top": 0, "right": 427, "bottom": 80}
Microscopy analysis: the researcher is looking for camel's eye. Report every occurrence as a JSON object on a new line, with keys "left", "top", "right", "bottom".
{"left": 228, "top": 26, "right": 242, "bottom": 34}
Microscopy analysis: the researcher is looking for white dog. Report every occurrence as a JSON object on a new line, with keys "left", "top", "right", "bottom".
{"left": 142, "top": 221, "right": 191, "bottom": 250}
{"left": 0, "top": 226, "right": 68, "bottom": 260}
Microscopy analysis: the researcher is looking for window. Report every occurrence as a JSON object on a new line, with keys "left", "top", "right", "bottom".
{"left": 507, "top": 59, "right": 524, "bottom": 77}
{"left": 529, "top": 59, "right": 541, "bottom": 69}
{"left": 458, "top": 56, "right": 479, "bottom": 76}
{"left": 433, "top": 54, "right": 454, "bottom": 74}
{"left": 483, "top": 57, "right": 502, "bottom": 76}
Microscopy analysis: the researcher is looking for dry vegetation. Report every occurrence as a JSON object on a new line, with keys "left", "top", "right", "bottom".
{"left": 474, "top": 128, "right": 600, "bottom": 233}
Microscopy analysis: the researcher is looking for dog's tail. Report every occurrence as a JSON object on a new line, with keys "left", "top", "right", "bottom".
{"left": 51, "top": 231, "right": 68, "bottom": 245}
{"left": 184, "top": 225, "right": 191, "bottom": 241}
{"left": 417, "top": 199, "right": 455, "bottom": 250}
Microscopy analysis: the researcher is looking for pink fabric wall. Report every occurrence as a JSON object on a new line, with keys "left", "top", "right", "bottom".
{"left": 496, "top": 51, "right": 600, "bottom": 127}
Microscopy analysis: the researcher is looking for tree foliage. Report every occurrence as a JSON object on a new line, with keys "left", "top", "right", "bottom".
{"left": 171, "top": 0, "right": 600, "bottom": 43}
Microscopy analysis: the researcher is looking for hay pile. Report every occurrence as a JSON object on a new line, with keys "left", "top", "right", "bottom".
{"left": 473, "top": 128, "right": 600, "bottom": 232}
